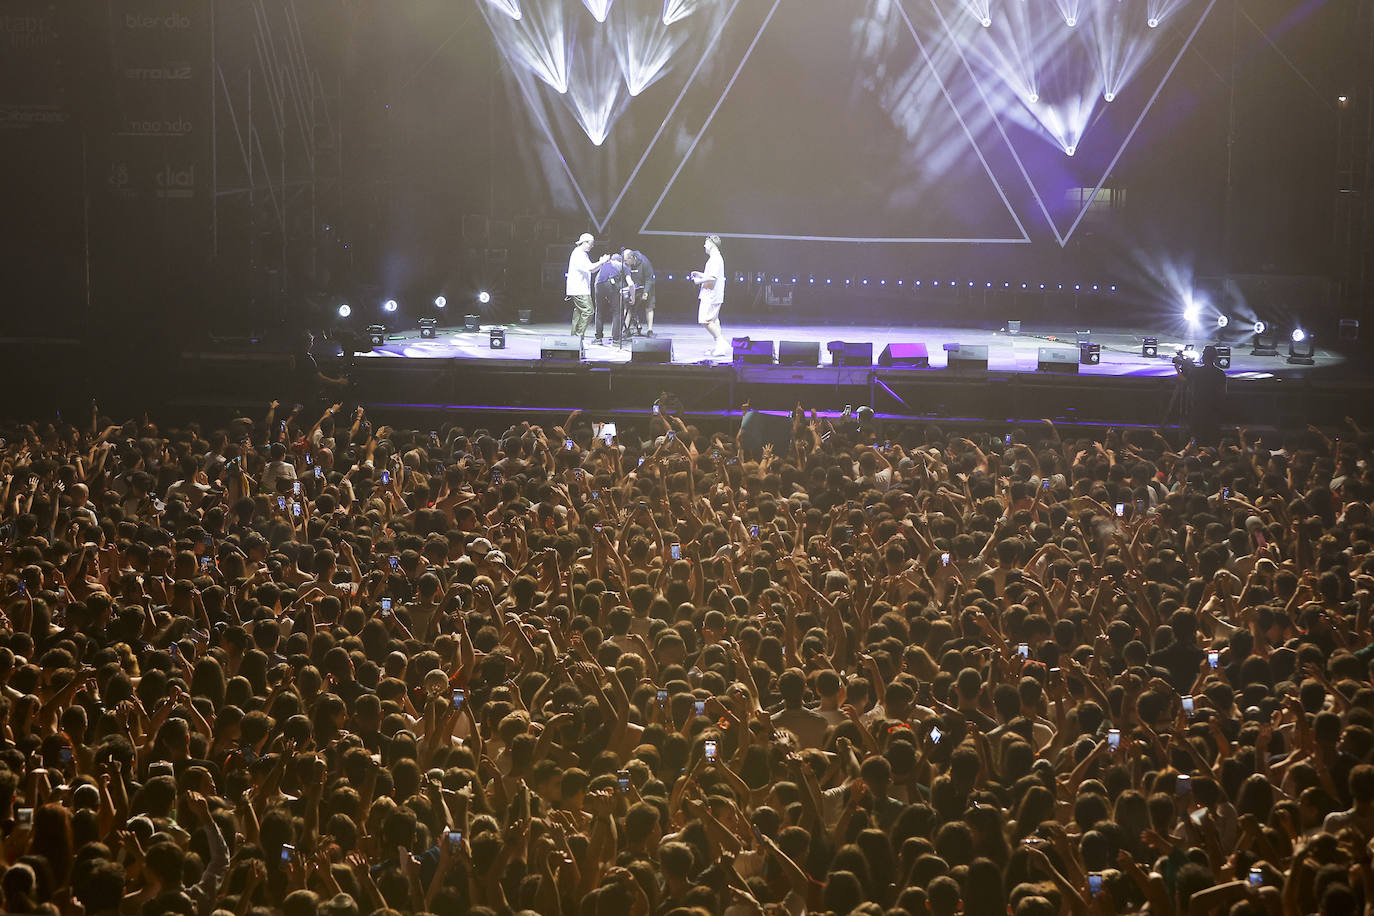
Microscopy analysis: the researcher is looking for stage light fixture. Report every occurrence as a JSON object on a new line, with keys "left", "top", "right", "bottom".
{"left": 1148, "top": 17, "right": 1159, "bottom": 27}
{"left": 490, "top": 328, "right": 506, "bottom": 349}
{"left": 1288, "top": 329, "right": 1315, "bottom": 365}
{"left": 463, "top": 315, "right": 480, "bottom": 333}
{"left": 1028, "top": 93, "right": 1039, "bottom": 103}
{"left": 337, "top": 303, "right": 352, "bottom": 319}
{"left": 1251, "top": 326, "right": 1280, "bottom": 356}
{"left": 517, "top": 309, "right": 533, "bottom": 325}
{"left": 383, "top": 299, "right": 398, "bottom": 313}
{"left": 1182, "top": 301, "right": 1201, "bottom": 324}
{"left": 477, "top": 291, "right": 492, "bottom": 305}
{"left": 434, "top": 296, "right": 447, "bottom": 309}
{"left": 1216, "top": 315, "right": 1230, "bottom": 329}
{"left": 1065, "top": 146, "right": 1076, "bottom": 156}
{"left": 366, "top": 324, "right": 386, "bottom": 347}
{"left": 419, "top": 318, "right": 438, "bottom": 340}
{"left": 1079, "top": 343, "right": 1101, "bottom": 365}
{"left": 1066, "top": 17, "right": 1077, "bottom": 27}
{"left": 1213, "top": 346, "right": 1231, "bottom": 369}
{"left": 1142, "top": 337, "right": 1158, "bottom": 358}
{"left": 1007, "top": 320, "right": 1021, "bottom": 335}
{"left": 981, "top": 17, "right": 991, "bottom": 27}
{"left": 1104, "top": 91, "right": 1115, "bottom": 102}
{"left": 1075, "top": 329, "right": 1092, "bottom": 345}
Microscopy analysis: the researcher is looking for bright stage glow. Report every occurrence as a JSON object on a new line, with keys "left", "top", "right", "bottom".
{"left": 1216, "top": 315, "right": 1229, "bottom": 328}
{"left": 337, "top": 304, "right": 352, "bottom": 319}
{"left": 1148, "top": 18, "right": 1159, "bottom": 27}
{"left": 484, "top": 2, "right": 569, "bottom": 95}
{"left": 434, "top": 296, "right": 447, "bottom": 309}
{"left": 582, "top": 0, "right": 613, "bottom": 23}
{"left": 478, "top": 291, "right": 493, "bottom": 305}
{"left": 1182, "top": 301, "right": 1200, "bottom": 323}
{"left": 383, "top": 299, "right": 399, "bottom": 313}
{"left": 615, "top": 10, "right": 684, "bottom": 97}
{"left": 1104, "top": 91, "right": 1115, "bottom": 102}
{"left": 662, "top": 0, "right": 694, "bottom": 26}
{"left": 1065, "top": 145, "right": 1076, "bottom": 156}
{"left": 485, "top": 0, "right": 522, "bottom": 21}
{"left": 1291, "top": 327, "right": 1307, "bottom": 343}
{"left": 1066, "top": 17, "right": 1077, "bottom": 27}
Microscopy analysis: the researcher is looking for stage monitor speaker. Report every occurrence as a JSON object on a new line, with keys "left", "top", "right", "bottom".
{"left": 1079, "top": 343, "right": 1100, "bottom": 365}
{"left": 943, "top": 343, "right": 989, "bottom": 372}
{"left": 878, "top": 342, "right": 929, "bottom": 368}
{"left": 778, "top": 340, "right": 820, "bottom": 366}
{"left": 739, "top": 410, "right": 792, "bottom": 456}
{"left": 1037, "top": 348, "right": 1079, "bottom": 375}
{"left": 732, "top": 338, "right": 775, "bottom": 364}
{"left": 630, "top": 337, "right": 672, "bottom": 363}
{"left": 827, "top": 341, "right": 873, "bottom": 367}
{"left": 540, "top": 336, "right": 583, "bottom": 361}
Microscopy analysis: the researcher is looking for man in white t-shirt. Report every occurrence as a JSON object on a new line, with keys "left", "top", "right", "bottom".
{"left": 566, "top": 233, "right": 606, "bottom": 339}
{"left": 690, "top": 234, "right": 728, "bottom": 357}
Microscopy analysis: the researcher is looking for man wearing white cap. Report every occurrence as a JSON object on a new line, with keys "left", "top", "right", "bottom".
{"left": 691, "top": 234, "right": 729, "bottom": 357}
{"left": 567, "top": 233, "right": 607, "bottom": 340}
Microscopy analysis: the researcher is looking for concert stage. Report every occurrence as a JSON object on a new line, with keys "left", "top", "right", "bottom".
{"left": 172, "top": 316, "right": 1371, "bottom": 435}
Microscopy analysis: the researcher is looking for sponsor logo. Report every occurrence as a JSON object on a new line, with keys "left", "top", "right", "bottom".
{"left": 125, "top": 13, "right": 191, "bottom": 30}
{"left": 0, "top": 15, "right": 55, "bottom": 48}
{"left": 118, "top": 118, "right": 193, "bottom": 136}
{"left": 0, "top": 105, "right": 69, "bottom": 129}
{"left": 124, "top": 64, "right": 193, "bottom": 81}
{"left": 155, "top": 164, "right": 195, "bottom": 199}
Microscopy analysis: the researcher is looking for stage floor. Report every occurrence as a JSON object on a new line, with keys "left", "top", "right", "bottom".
{"left": 357, "top": 319, "right": 1344, "bottom": 380}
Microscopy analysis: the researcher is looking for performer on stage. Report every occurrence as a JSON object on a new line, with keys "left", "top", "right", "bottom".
{"left": 691, "top": 234, "right": 729, "bottom": 358}
{"left": 593, "top": 252, "right": 628, "bottom": 344}
{"left": 566, "top": 232, "right": 606, "bottom": 340}
{"left": 622, "top": 248, "right": 656, "bottom": 337}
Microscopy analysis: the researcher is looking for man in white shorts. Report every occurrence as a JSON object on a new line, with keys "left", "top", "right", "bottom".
{"left": 690, "top": 234, "right": 728, "bottom": 358}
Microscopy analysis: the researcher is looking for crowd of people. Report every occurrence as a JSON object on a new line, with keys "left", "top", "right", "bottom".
{"left": 2, "top": 396, "right": 1373, "bottom": 916}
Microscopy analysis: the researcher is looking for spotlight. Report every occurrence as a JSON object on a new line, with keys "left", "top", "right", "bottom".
{"left": 463, "top": 315, "right": 480, "bottom": 333}
{"left": 383, "top": 299, "right": 398, "bottom": 313}
{"left": 489, "top": 328, "right": 506, "bottom": 350}
{"left": 1066, "top": 16, "right": 1076, "bottom": 27}
{"left": 1142, "top": 337, "right": 1159, "bottom": 358}
{"left": 981, "top": 17, "right": 991, "bottom": 27}
{"left": 1104, "top": 91, "right": 1115, "bottom": 102}
{"left": 366, "top": 324, "right": 387, "bottom": 347}
{"left": 419, "top": 318, "right": 437, "bottom": 340}
{"left": 1028, "top": 93, "right": 1039, "bottom": 103}
{"left": 1065, "top": 145, "right": 1076, "bottom": 157}
{"left": 1251, "top": 325, "right": 1280, "bottom": 356}
{"left": 337, "top": 303, "right": 352, "bottom": 319}
{"left": 1216, "top": 315, "right": 1230, "bottom": 329}
{"left": 1183, "top": 301, "right": 1201, "bottom": 324}
{"left": 434, "top": 296, "right": 447, "bottom": 309}
{"left": 1148, "top": 17, "right": 1159, "bottom": 27}
{"left": 1288, "top": 329, "right": 1315, "bottom": 365}
{"left": 477, "top": 291, "right": 492, "bottom": 305}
